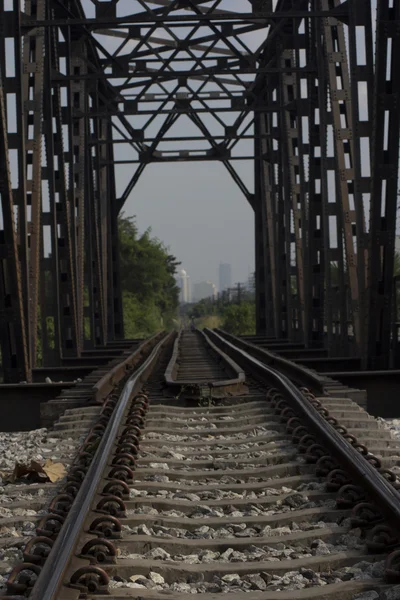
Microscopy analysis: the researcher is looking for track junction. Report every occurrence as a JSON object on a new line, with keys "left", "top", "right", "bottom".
{"left": 1, "top": 330, "right": 400, "bottom": 599}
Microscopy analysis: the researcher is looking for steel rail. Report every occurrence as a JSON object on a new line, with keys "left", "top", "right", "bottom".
{"left": 29, "top": 333, "right": 172, "bottom": 600}
{"left": 207, "top": 329, "right": 400, "bottom": 527}
{"left": 93, "top": 330, "right": 164, "bottom": 403}
{"left": 214, "top": 329, "right": 326, "bottom": 394}
{"left": 164, "top": 329, "right": 245, "bottom": 392}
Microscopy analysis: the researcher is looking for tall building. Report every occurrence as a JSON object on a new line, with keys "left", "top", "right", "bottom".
{"left": 193, "top": 281, "right": 217, "bottom": 302}
{"left": 176, "top": 269, "right": 191, "bottom": 304}
{"left": 247, "top": 272, "right": 256, "bottom": 293}
{"left": 219, "top": 263, "right": 232, "bottom": 292}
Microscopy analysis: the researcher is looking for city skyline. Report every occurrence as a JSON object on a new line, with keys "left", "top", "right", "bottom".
{"left": 176, "top": 269, "right": 191, "bottom": 305}
{"left": 192, "top": 281, "right": 217, "bottom": 303}
{"left": 130, "top": 162, "right": 254, "bottom": 288}
{"left": 219, "top": 263, "right": 233, "bottom": 294}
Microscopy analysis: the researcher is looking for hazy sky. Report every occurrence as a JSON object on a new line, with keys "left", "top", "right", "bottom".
{"left": 124, "top": 159, "right": 255, "bottom": 287}
{"left": 5, "top": 0, "right": 384, "bottom": 289}
{"left": 99, "top": 0, "right": 264, "bottom": 287}
{"left": 113, "top": 0, "right": 380, "bottom": 288}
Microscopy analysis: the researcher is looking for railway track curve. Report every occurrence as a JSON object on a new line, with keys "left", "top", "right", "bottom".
{"left": 1, "top": 330, "right": 400, "bottom": 600}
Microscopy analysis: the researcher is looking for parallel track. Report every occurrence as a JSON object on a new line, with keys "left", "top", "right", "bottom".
{"left": 3, "top": 331, "right": 400, "bottom": 599}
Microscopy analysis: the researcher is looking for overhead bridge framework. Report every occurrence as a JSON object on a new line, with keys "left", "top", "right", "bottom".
{"left": 0, "top": 0, "right": 399, "bottom": 382}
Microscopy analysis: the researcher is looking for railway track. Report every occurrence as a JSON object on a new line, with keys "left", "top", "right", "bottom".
{"left": 2, "top": 331, "right": 400, "bottom": 599}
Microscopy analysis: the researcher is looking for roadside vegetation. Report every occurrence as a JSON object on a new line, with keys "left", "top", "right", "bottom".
{"left": 185, "top": 298, "right": 256, "bottom": 336}
{"left": 119, "top": 215, "right": 180, "bottom": 337}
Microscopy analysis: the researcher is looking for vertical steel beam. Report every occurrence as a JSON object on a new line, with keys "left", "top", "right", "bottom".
{"left": 0, "top": 0, "right": 31, "bottom": 377}
{"left": 254, "top": 114, "right": 271, "bottom": 337}
{"left": 22, "top": 0, "right": 46, "bottom": 366}
{"left": 99, "top": 117, "right": 109, "bottom": 342}
{"left": 347, "top": 0, "right": 374, "bottom": 361}
{"left": 321, "top": 0, "right": 365, "bottom": 353}
{"left": 306, "top": 12, "right": 325, "bottom": 347}
{"left": 367, "top": 0, "right": 400, "bottom": 368}
{"left": 64, "top": 36, "right": 87, "bottom": 352}
{"left": 278, "top": 67, "right": 295, "bottom": 342}
{"left": 272, "top": 96, "right": 288, "bottom": 340}
{"left": 107, "top": 125, "right": 124, "bottom": 341}
{"left": 42, "top": 14, "right": 79, "bottom": 362}
{"left": 0, "top": 57, "right": 30, "bottom": 382}
{"left": 257, "top": 105, "right": 279, "bottom": 338}
{"left": 88, "top": 99, "right": 107, "bottom": 346}
{"left": 281, "top": 49, "right": 306, "bottom": 342}
{"left": 50, "top": 24, "right": 79, "bottom": 358}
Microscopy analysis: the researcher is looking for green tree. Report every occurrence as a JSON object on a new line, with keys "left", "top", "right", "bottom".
{"left": 221, "top": 302, "right": 256, "bottom": 336}
{"left": 118, "top": 214, "right": 180, "bottom": 336}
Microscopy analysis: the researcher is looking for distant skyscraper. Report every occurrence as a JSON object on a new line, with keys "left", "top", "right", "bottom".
{"left": 247, "top": 272, "right": 256, "bottom": 293}
{"left": 193, "top": 281, "right": 217, "bottom": 302}
{"left": 219, "top": 263, "right": 232, "bottom": 292}
{"left": 176, "top": 269, "right": 191, "bottom": 304}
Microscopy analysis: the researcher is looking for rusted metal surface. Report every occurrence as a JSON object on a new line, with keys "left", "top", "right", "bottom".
{"left": 0, "top": 22, "right": 30, "bottom": 383}
{"left": 213, "top": 329, "right": 326, "bottom": 395}
{"left": 164, "top": 330, "right": 245, "bottom": 395}
{"left": 93, "top": 331, "right": 166, "bottom": 403}
{"left": 0, "top": 335, "right": 165, "bottom": 430}
{"left": 26, "top": 335, "right": 171, "bottom": 600}
{"left": 209, "top": 330, "right": 400, "bottom": 531}
{"left": 5, "top": 330, "right": 400, "bottom": 598}
{"left": 0, "top": 1, "right": 400, "bottom": 376}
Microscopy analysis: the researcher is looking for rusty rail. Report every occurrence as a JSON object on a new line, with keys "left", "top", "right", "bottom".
{"left": 214, "top": 329, "right": 326, "bottom": 394}
{"left": 207, "top": 329, "right": 400, "bottom": 529}
{"left": 164, "top": 329, "right": 245, "bottom": 391}
{"left": 26, "top": 333, "right": 172, "bottom": 600}
{"left": 93, "top": 330, "right": 165, "bottom": 403}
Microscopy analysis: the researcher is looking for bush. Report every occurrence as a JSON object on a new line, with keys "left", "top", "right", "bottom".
{"left": 119, "top": 215, "right": 180, "bottom": 337}
{"left": 221, "top": 302, "right": 256, "bottom": 335}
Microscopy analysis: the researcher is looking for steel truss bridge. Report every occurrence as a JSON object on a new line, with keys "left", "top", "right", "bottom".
{"left": 0, "top": 0, "right": 399, "bottom": 383}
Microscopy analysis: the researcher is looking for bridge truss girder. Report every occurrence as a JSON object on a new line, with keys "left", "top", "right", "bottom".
{"left": 0, "top": 0, "right": 399, "bottom": 381}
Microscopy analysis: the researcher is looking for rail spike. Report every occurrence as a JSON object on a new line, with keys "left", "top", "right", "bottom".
{"left": 370, "top": 525, "right": 400, "bottom": 555}
{"left": 90, "top": 515, "right": 122, "bottom": 539}
{"left": 69, "top": 566, "right": 110, "bottom": 593}
{"left": 378, "top": 468, "right": 400, "bottom": 490}
{"left": 326, "top": 469, "right": 351, "bottom": 492}
{"left": 36, "top": 514, "right": 65, "bottom": 539}
{"left": 61, "top": 480, "right": 81, "bottom": 497}
{"left": 291, "top": 425, "right": 308, "bottom": 444}
{"left": 364, "top": 453, "right": 382, "bottom": 469}
{"left": 279, "top": 406, "right": 296, "bottom": 422}
{"left": 6, "top": 563, "right": 42, "bottom": 595}
{"left": 108, "top": 464, "right": 135, "bottom": 482}
{"left": 80, "top": 538, "right": 117, "bottom": 564}
{"left": 350, "top": 502, "right": 384, "bottom": 529}
{"left": 298, "top": 434, "right": 316, "bottom": 454}
{"left": 23, "top": 537, "right": 54, "bottom": 566}
{"left": 74, "top": 450, "right": 94, "bottom": 467}
{"left": 102, "top": 479, "right": 130, "bottom": 499}
{"left": 305, "top": 443, "right": 327, "bottom": 464}
{"left": 285, "top": 416, "right": 302, "bottom": 434}
{"left": 96, "top": 495, "right": 126, "bottom": 517}
{"left": 48, "top": 493, "right": 75, "bottom": 517}
{"left": 315, "top": 455, "right": 340, "bottom": 477}
{"left": 336, "top": 484, "right": 366, "bottom": 509}
{"left": 112, "top": 451, "right": 138, "bottom": 466}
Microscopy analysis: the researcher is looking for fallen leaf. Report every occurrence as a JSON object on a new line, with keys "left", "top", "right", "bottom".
{"left": 42, "top": 459, "right": 66, "bottom": 483}
{"left": 11, "top": 460, "right": 48, "bottom": 483}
